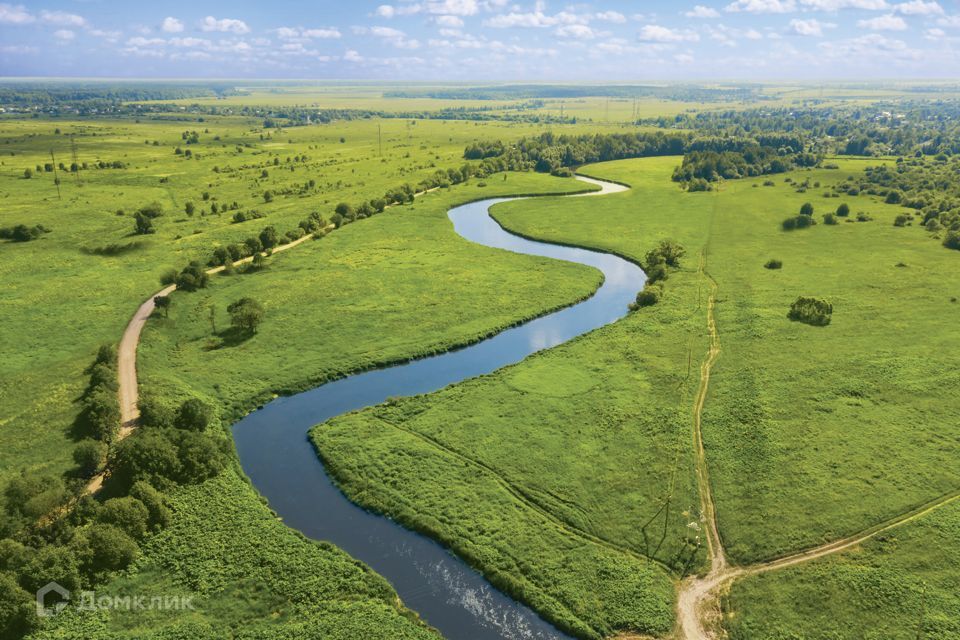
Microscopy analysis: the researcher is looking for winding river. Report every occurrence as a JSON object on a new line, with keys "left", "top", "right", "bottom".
{"left": 232, "top": 176, "right": 645, "bottom": 640}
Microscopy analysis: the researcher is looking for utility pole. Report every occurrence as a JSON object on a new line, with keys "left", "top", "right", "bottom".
{"left": 70, "top": 136, "right": 81, "bottom": 184}
{"left": 49, "top": 149, "right": 62, "bottom": 200}
{"left": 378, "top": 123, "right": 382, "bottom": 158}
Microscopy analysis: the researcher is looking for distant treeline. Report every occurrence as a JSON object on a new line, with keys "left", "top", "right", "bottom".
{"left": 661, "top": 101, "right": 960, "bottom": 157}
{"left": 465, "top": 131, "right": 819, "bottom": 187}
{"left": 386, "top": 83, "right": 765, "bottom": 103}
{"left": 0, "top": 81, "right": 240, "bottom": 107}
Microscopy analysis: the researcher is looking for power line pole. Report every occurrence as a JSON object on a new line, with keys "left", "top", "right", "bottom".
{"left": 70, "top": 136, "right": 81, "bottom": 184}
{"left": 50, "top": 149, "right": 62, "bottom": 200}
{"left": 378, "top": 123, "right": 382, "bottom": 158}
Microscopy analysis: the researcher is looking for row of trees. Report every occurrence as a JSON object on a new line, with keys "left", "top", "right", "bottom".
{"left": 631, "top": 240, "right": 686, "bottom": 309}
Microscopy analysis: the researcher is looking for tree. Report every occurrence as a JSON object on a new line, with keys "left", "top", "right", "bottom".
{"left": 263, "top": 190, "right": 273, "bottom": 203}
{"left": 258, "top": 225, "right": 278, "bottom": 249}
{"left": 0, "top": 573, "right": 39, "bottom": 638}
{"left": 174, "top": 431, "right": 227, "bottom": 484}
{"left": 334, "top": 202, "right": 353, "bottom": 219}
{"left": 836, "top": 203, "right": 850, "bottom": 217}
{"left": 885, "top": 190, "right": 902, "bottom": 204}
{"left": 153, "top": 295, "right": 170, "bottom": 317}
{"left": 134, "top": 212, "right": 155, "bottom": 235}
{"left": 823, "top": 213, "right": 839, "bottom": 225}
{"left": 175, "top": 399, "right": 213, "bottom": 432}
{"left": 227, "top": 298, "right": 264, "bottom": 334}
{"left": 185, "top": 202, "right": 195, "bottom": 216}
{"left": 174, "top": 261, "right": 209, "bottom": 291}
{"left": 894, "top": 214, "right": 910, "bottom": 227}
{"left": 81, "top": 524, "right": 139, "bottom": 576}
{"left": 943, "top": 230, "right": 960, "bottom": 250}
{"left": 22, "top": 168, "right": 32, "bottom": 179}
{"left": 109, "top": 430, "right": 180, "bottom": 491}
{"left": 73, "top": 439, "right": 107, "bottom": 477}
{"left": 98, "top": 497, "right": 150, "bottom": 540}
{"left": 129, "top": 482, "right": 171, "bottom": 531}
{"left": 799, "top": 202, "right": 814, "bottom": 216}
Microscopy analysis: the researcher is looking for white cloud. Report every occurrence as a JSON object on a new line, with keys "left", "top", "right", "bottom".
{"left": 53, "top": 29, "right": 75, "bottom": 41}
{"left": 40, "top": 10, "right": 86, "bottom": 27}
{"left": 374, "top": 5, "right": 396, "bottom": 17}
{"left": 938, "top": 15, "right": 960, "bottom": 27}
{"left": 725, "top": 0, "right": 796, "bottom": 13}
{"left": 686, "top": 5, "right": 721, "bottom": 17}
{"left": 789, "top": 18, "right": 834, "bottom": 35}
{"left": 161, "top": 17, "right": 184, "bottom": 33}
{"left": 858, "top": 14, "right": 907, "bottom": 29}
{"left": 638, "top": 25, "right": 700, "bottom": 42}
{"left": 89, "top": 28, "right": 122, "bottom": 41}
{"left": 0, "top": 3, "right": 34, "bottom": 24}
{"left": 924, "top": 27, "right": 945, "bottom": 38}
{"left": 1, "top": 44, "right": 38, "bottom": 53}
{"left": 556, "top": 24, "right": 597, "bottom": 39}
{"left": 893, "top": 0, "right": 943, "bottom": 15}
{"left": 800, "top": 0, "right": 888, "bottom": 9}
{"left": 675, "top": 53, "right": 695, "bottom": 63}
{"left": 483, "top": 7, "right": 588, "bottom": 28}
{"left": 355, "top": 25, "right": 421, "bottom": 48}
{"left": 200, "top": 16, "right": 250, "bottom": 34}
{"left": 435, "top": 15, "right": 464, "bottom": 27}
{"left": 303, "top": 27, "right": 340, "bottom": 38}
{"left": 425, "top": 0, "right": 478, "bottom": 16}
{"left": 595, "top": 10, "right": 626, "bottom": 23}
{"left": 344, "top": 49, "right": 364, "bottom": 61}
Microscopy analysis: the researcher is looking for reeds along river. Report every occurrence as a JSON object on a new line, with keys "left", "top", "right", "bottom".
{"left": 232, "top": 177, "right": 644, "bottom": 640}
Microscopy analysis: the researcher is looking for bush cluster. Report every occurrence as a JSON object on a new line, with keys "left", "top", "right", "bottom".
{"left": 787, "top": 296, "right": 833, "bottom": 326}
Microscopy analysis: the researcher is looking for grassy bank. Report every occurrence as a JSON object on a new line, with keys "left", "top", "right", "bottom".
{"left": 312, "top": 157, "right": 716, "bottom": 637}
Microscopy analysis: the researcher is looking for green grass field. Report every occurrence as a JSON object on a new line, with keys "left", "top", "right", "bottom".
{"left": 0, "top": 113, "right": 595, "bottom": 484}
{"left": 4, "top": 85, "right": 960, "bottom": 639}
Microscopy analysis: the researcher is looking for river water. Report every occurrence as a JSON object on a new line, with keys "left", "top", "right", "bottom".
{"left": 233, "top": 177, "right": 644, "bottom": 639}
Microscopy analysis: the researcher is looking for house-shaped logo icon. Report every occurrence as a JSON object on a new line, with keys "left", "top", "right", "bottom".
{"left": 36, "top": 581, "right": 70, "bottom": 618}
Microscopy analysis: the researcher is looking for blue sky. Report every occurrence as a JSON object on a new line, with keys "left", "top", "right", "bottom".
{"left": 1, "top": 0, "right": 958, "bottom": 80}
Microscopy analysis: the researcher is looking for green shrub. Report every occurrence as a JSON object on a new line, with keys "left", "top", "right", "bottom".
{"left": 632, "top": 284, "right": 663, "bottom": 308}
{"left": 73, "top": 440, "right": 107, "bottom": 477}
{"left": 764, "top": 259, "right": 783, "bottom": 269}
{"left": 836, "top": 203, "right": 850, "bottom": 217}
{"left": 799, "top": 202, "right": 814, "bottom": 216}
{"left": 823, "top": 213, "right": 838, "bottom": 225}
{"left": 944, "top": 230, "right": 960, "bottom": 250}
{"left": 98, "top": 497, "right": 150, "bottom": 540}
{"left": 788, "top": 296, "right": 833, "bottom": 326}
{"left": 175, "top": 399, "right": 214, "bottom": 432}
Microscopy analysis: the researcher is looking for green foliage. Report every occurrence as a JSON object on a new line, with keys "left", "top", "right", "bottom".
{"left": 787, "top": 296, "right": 833, "bottom": 326}
{"left": 227, "top": 298, "right": 265, "bottom": 334}
{"left": 175, "top": 398, "right": 214, "bottom": 432}
{"left": 80, "top": 523, "right": 140, "bottom": 577}
{"left": 764, "top": 259, "right": 783, "bottom": 269}
{"left": 944, "top": 230, "right": 960, "bottom": 250}
{"left": 0, "top": 224, "right": 51, "bottom": 242}
{"left": 800, "top": 202, "right": 814, "bottom": 216}
{"left": 73, "top": 439, "right": 107, "bottom": 477}
{"left": 836, "top": 202, "right": 850, "bottom": 217}
{"left": 0, "top": 572, "right": 40, "bottom": 637}
{"left": 174, "top": 261, "right": 209, "bottom": 292}
{"left": 97, "top": 497, "right": 150, "bottom": 541}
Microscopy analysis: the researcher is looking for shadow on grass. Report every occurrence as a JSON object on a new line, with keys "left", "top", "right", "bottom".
{"left": 204, "top": 326, "right": 255, "bottom": 350}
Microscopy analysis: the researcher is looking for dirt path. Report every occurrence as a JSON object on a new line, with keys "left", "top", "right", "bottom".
{"left": 93, "top": 176, "right": 610, "bottom": 496}
{"left": 675, "top": 253, "right": 960, "bottom": 639}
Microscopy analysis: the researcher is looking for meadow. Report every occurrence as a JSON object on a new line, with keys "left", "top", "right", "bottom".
{"left": 0, "top": 112, "right": 602, "bottom": 485}
{"left": 3, "top": 83, "right": 960, "bottom": 639}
